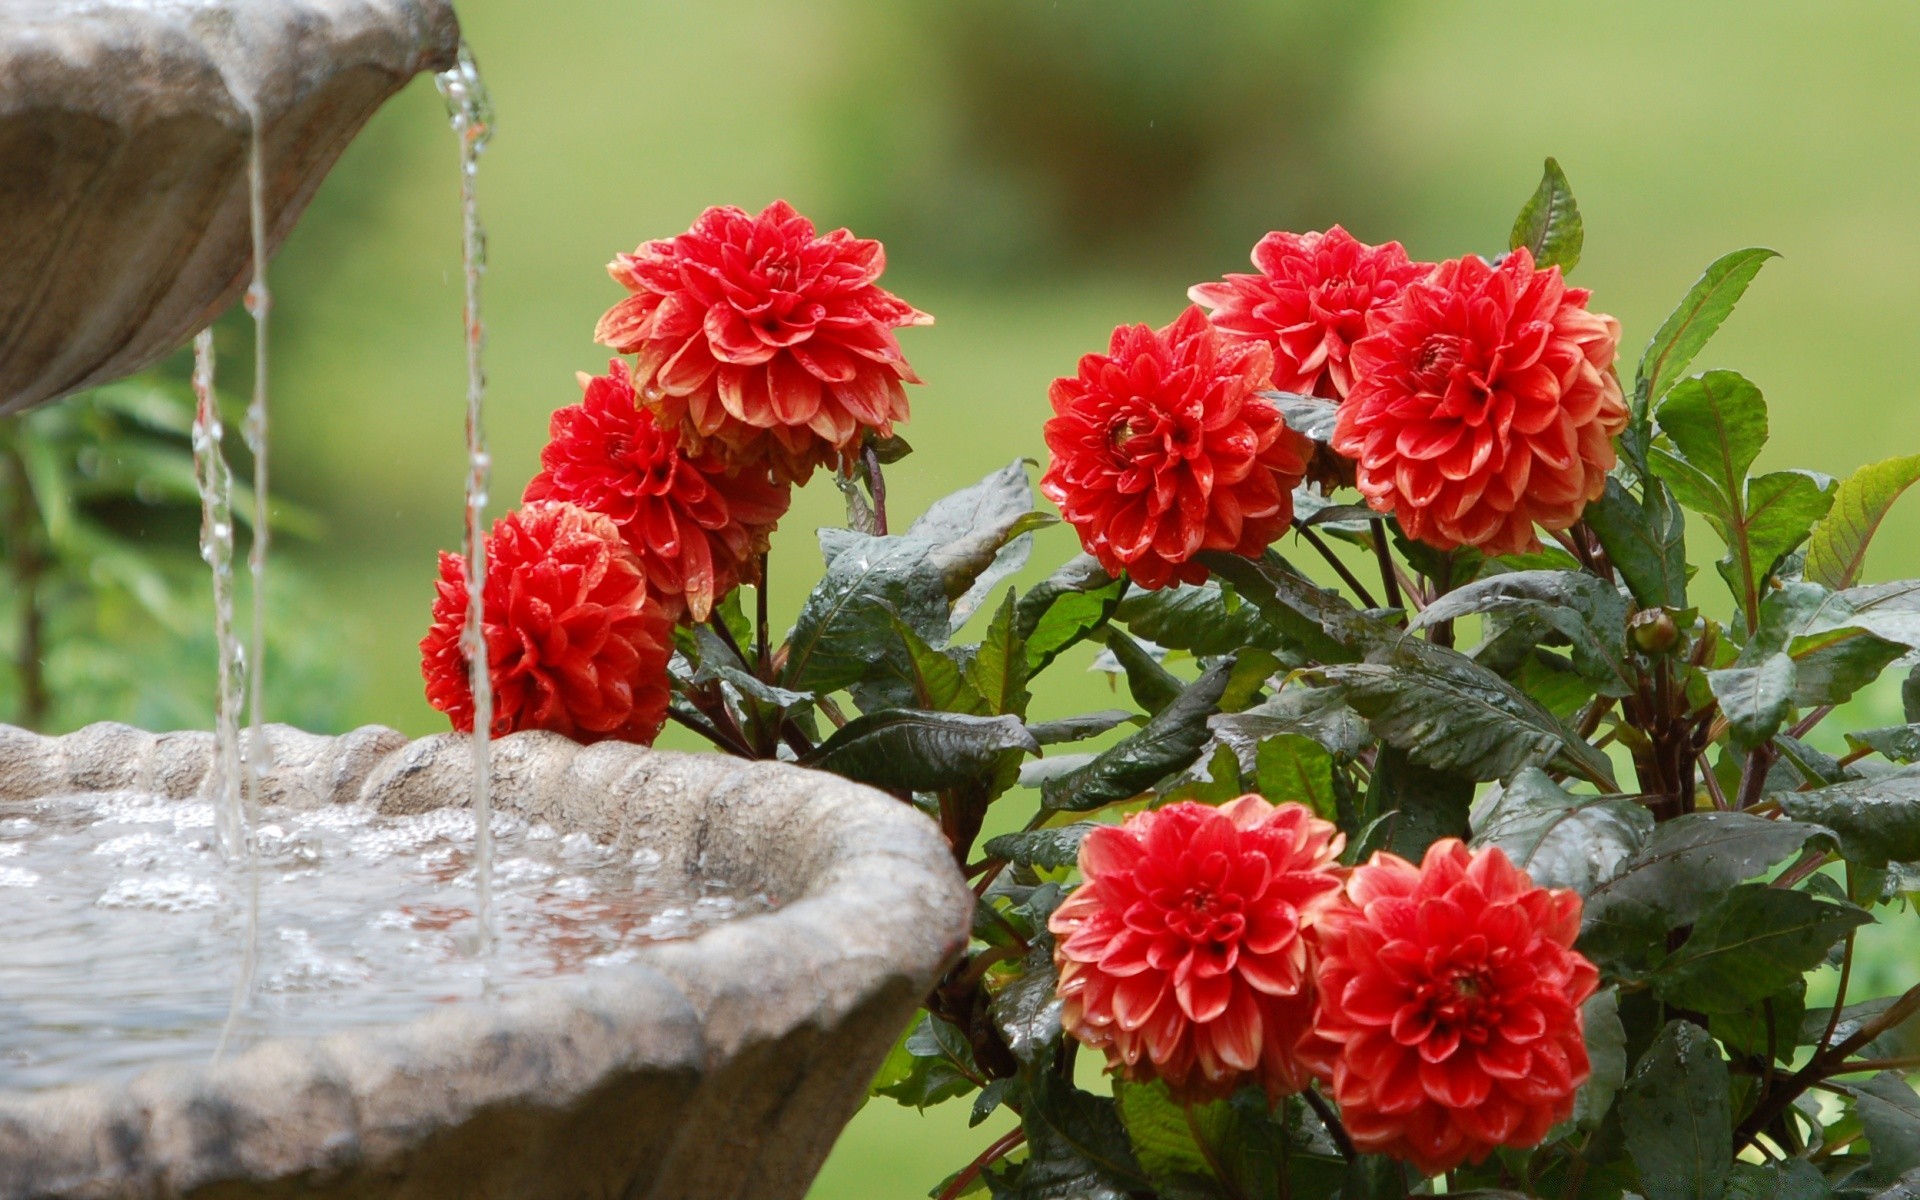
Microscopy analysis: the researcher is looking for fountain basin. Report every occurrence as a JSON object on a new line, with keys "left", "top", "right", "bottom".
{"left": 0, "top": 722, "right": 972, "bottom": 1199}
{"left": 0, "top": 0, "right": 462, "bottom": 413}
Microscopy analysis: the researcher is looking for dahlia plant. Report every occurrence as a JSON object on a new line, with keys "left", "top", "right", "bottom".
{"left": 425, "top": 168, "right": 1920, "bottom": 1198}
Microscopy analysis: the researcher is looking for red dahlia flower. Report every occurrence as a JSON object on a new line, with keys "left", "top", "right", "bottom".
{"left": 420, "top": 501, "right": 673, "bottom": 745}
{"left": 1189, "top": 226, "right": 1430, "bottom": 401}
{"left": 1049, "top": 796, "right": 1346, "bottom": 1101}
{"left": 595, "top": 200, "right": 931, "bottom": 483}
{"left": 524, "top": 360, "right": 790, "bottom": 623}
{"left": 1298, "top": 839, "right": 1598, "bottom": 1176}
{"left": 1040, "top": 306, "right": 1312, "bottom": 590}
{"left": 1331, "top": 248, "right": 1627, "bottom": 555}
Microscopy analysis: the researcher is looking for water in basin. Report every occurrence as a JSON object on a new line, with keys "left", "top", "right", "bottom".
{"left": 0, "top": 792, "right": 769, "bottom": 1091}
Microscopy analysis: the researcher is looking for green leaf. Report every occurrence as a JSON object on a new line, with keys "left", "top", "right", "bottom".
{"left": 1212, "top": 685, "right": 1373, "bottom": 760}
{"left": 970, "top": 590, "right": 1032, "bottom": 716}
{"left": 1027, "top": 710, "right": 1134, "bottom": 746}
{"left": 991, "top": 943, "right": 1062, "bottom": 1064}
{"left": 1115, "top": 582, "right": 1285, "bottom": 656}
{"left": 1096, "top": 626, "right": 1184, "bottom": 715}
{"left": 1582, "top": 812, "right": 1829, "bottom": 954}
{"left": 1412, "top": 569, "right": 1630, "bottom": 695}
{"left": 1713, "top": 469, "right": 1836, "bottom": 607}
{"left": 1656, "top": 369, "right": 1770, "bottom": 492}
{"left": 1016, "top": 555, "right": 1124, "bottom": 674}
{"left": 1851, "top": 1072, "right": 1920, "bottom": 1188}
{"left": 1706, "top": 652, "right": 1796, "bottom": 753}
{"left": 1808, "top": 455, "right": 1920, "bottom": 590}
{"left": 787, "top": 532, "right": 952, "bottom": 694}
{"left": 801, "top": 710, "right": 1038, "bottom": 792}
{"left": 1254, "top": 733, "right": 1338, "bottom": 821}
{"left": 983, "top": 825, "right": 1097, "bottom": 870}
{"left": 1509, "top": 156, "right": 1583, "bottom": 272}
{"left": 1574, "top": 988, "right": 1629, "bottom": 1130}
{"left": 1265, "top": 391, "right": 1341, "bottom": 444}
{"left": 1585, "top": 476, "right": 1689, "bottom": 609}
{"left": 1847, "top": 725, "right": 1920, "bottom": 764}
{"left": 1112, "top": 1081, "right": 1216, "bottom": 1191}
{"left": 1779, "top": 768, "right": 1920, "bottom": 867}
{"left": 1721, "top": 1161, "right": 1832, "bottom": 1200}
{"left": 1470, "top": 768, "right": 1653, "bottom": 895}
{"left": 1016, "top": 1071, "right": 1152, "bottom": 1198}
{"left": 1620, "top": 1021, "right": 1732, "bottom": 1200}
{"left": 884, "top": 612, "right": 988, "bottom": 714}
{"left": 1361, "top": 745, "right": 1473, "bottom": 863}
{"left": 1044, "top": 661, "right": 1235, "bottom": 812}
{"left": 874, "top": 1014, "right": 980, "bottom": 1109}
{"left": 1196, "top": 551, "right": 1394, "bottom": 664}
{"left": 1312, "top": 637, "right": 1617, "bottom": 788}
{"left": 1650, "top": 884, "right": 1870, "bottom": 1013}
{"left": 906, "top": 458, "right": 1039, "bottom": 603}
{"left": 1637, "top": 248, "right": 1779, "bottom": 411}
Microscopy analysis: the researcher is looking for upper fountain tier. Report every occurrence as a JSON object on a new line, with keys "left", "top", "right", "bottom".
{"left": 0, "top": 0, "right": 461, "bottom": 414}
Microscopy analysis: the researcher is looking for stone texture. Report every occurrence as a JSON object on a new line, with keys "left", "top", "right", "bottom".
{"left": 0, "top": 0, "right": 462, "bottom": 413}
{"left": 0, "top": 724, "right": 974, "bottom": 1199}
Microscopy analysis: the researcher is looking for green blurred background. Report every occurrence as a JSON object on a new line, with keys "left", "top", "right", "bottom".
{"left": 36, "top": 1, "right": 1920, "bottom": 1194}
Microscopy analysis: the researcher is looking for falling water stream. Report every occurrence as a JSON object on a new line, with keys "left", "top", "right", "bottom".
{"left": 189, "top": 330, "right": 242, "bottom": 860}
{"left": 183, "top": 42, "right": 498, "bottom": 1056}
{"left": 435, "top": 44, "right": 496, "bottom": 951}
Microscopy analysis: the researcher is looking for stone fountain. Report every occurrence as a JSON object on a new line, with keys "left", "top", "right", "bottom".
{"left": 0, "top": 3, "right": 973, "bottom": 1198}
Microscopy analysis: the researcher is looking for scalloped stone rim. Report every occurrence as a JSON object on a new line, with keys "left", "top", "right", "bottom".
{"left": 0, "top": 722, "right": 973, "bottom": 1199}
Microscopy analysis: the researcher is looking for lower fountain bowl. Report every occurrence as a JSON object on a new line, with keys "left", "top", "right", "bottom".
{"left": 0, "top": 722, "right": 972, "bottom": 1200}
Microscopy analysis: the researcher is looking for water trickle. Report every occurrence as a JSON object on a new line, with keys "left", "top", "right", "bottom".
{"left": 216, "top": 104, "right": 272, "bottom": 1057}
{"left": 189, "top": 330, "right": 243, "bottom": 860}
{"left": 435, "top": 43, "right": 496, "bottom": 951}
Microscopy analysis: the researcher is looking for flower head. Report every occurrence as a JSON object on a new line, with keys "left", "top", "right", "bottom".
{"left": 1040, "top": 306, "right": 1312, "bottom": 590}
{"left": 524, "top": 360, "right": 790, "bottom": 623}
{"left": 420, "top": 501, "right": 673, "bottom": 745}
{"left": 595, "top": 200, "right": 931, "bottom": 483}
{"left": 1190, "top": 226, "right": 1430, "bottom": 401}
{"left": 1049, "top": 796, "right": 1346, "bottom": 1101}
{"left": 1298, "top": 839, "right": 1598, "bottom": 1176}
{"left": 1331, "top": 248, "right": 1627, "bottom": 555}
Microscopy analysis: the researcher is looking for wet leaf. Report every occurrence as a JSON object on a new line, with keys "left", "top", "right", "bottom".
{"left": 1116, "top": 581, "right": 1285, "bottom": 656}
{"left": 970, "top": 590, "right": 1032, "bottom": 716}
{"left": 1846, "top": 725, "right": 1920, "bottom": 764}
{"left": 1264, "top": 391, "right": 1341, "bottom": 443}
{"left": 1574, "top": 987, "right": 1628, "bottom": 1130}
{"left": 1361, "top": 746, "right": 1473, "bottom": 863}
{"left": 802, "top": 710, "right": 1038, "bottom": 792}
{"left": 1413, "top": 568, "right": 1630, "bottom": 695}
{"left": 1650, "top": 884, "right": 1870, "bottom": 1012}
{"left": 1197, "top": 551, "right": 1394, "bottom": 664}
{"left": 991, "top": 943, "right": 1062, "bottom": 1064}
{"left": 1585, "top": 476, "right": 1689, "bottom": 609}
{"left": 1849, "top": 1073, "right": 1920, "bottom": 1188}
{"left": 1779, "top": 768, "right": 1920, "bottom": 867}
{"left": 1470, "top": 768, "right": 1652, "bottom": 896}
{"left": 1706, "top": 652, "right": 1795, "bottom": 752}
{"left": 1096, "top": 626, "right": 1183, "bottom": 716}
{"left": 1043, "top": 660, "right": 1234, "bottom": 812}
{"left": 1620, "top": 1020, "right": 1732, "bottom": 1200}
{"left": 1313, "top": 636, "right": 1617, "bottom": 788}
{"left": 983, "top": 824, "right": 1097, "bottom": 871}
{"left": 1026, "top": 710, "right": 1135, "bottom": 746}
{"left": 1254, "top": 733, "right": 1338, "bottom": 820}
{"left": 1016, "top": 555, "right": 1124, "bottom": 674}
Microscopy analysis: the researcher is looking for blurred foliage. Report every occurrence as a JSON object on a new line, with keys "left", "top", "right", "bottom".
{"left": 0, "top": 352, "right": 355, "bottom": 735}
{"left": 820, "top": 0, "right": 1392, "bottom": 280}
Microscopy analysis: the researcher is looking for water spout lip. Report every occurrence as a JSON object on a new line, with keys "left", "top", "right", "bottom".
{"left": 0, "top": 723, "right": 973, "bottom": 1199}
{"left": 0, "top": 0, "right": 462, "bottom": 414}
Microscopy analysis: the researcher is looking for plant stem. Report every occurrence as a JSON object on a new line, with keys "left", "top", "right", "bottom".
{"left": 1369, "top": 519, "right": 1403, "bottom": 611}
{"left": 1294, "top": 522, "right": 1379, "bottom": 608}
{"left": 0, "top": 429, "right": 48, "bottom": 729}
{"left": 667, "top": 705, "right": 752, "bottom": 758}
{"left": 938, "top": 1128, "right": 1026, "bottom": 1200}
{"left": 755, "top": 553, "right": 771, "bottom": 681}
{"left": 1303, "top": 1086, "right": 1357, "bottom": 1162}
{"left": 864, "top": 443, "right": 889, "bottom": 536}
{"left": 1787, "top": 705, "right": 1836, "bottom": 740}
{"left": 1735, "top": 980, "right": 1920, "bottom": 1151}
